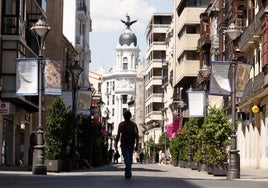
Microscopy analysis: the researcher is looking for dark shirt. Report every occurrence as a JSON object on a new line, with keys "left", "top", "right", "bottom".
{"left": 118, "top": 120, "right": 138, "bottom": 147}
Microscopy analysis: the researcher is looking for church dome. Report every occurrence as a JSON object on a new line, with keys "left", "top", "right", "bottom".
{"left": 119, "top": 29, "right": 137, "bottom": 46}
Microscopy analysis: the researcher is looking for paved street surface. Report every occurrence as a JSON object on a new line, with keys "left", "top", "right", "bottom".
{"left": 0, "top": 163, "right": 268, "bottom": 188}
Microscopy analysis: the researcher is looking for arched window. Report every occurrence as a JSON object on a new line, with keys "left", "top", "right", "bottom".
{"left": 123, "top": 57, "right": 128, "bottom": 70}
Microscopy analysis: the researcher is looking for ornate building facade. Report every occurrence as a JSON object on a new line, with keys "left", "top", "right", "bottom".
{"left": 101, "top": 15, "right": 139, "bottom": 147}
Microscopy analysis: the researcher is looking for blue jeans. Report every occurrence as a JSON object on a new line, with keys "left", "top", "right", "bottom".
{"left": 121, "top": 146, "right": 134, "bottom": 178}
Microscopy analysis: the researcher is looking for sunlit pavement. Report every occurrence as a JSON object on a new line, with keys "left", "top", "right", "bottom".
{"left": 0, "top": 163, "right": 268, "bottom": 188}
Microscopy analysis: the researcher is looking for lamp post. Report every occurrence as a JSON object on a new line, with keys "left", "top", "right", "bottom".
{"left": 97, "top": 98, "right": 105, "bottom": 120}
{"left": 70, "top": 61, "right": 83, "bottom": 116}
{"left": 104, "top": 107, "right": 111, "bottom": 146}
{"left": 225, "top": 22, "right": 242, "bottom": 179}
{"left": 30, "top": 17, "right": 51, "bottom": 175}
{"left": 199, "top": 64, "right": 211, "bottom": 170}
{"left": 70, "top": 61, "right": 83, "bottom": 148}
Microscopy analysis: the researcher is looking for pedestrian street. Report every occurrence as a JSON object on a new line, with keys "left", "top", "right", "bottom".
{"left": 0, "top": 163, "right": 268, "bottom": 188}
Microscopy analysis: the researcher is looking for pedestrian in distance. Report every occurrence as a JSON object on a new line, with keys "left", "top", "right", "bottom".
{"left": 108, "top": 147, "right": 114, "bottom": 164}
{"left": 115, "top": 111, "right": 139, "bottom": 179}
{"left": 114, "top": 149, "right": 120, "bottom": 164}
{"left": 139, "top": 150, "right": 144, "bottom": 164}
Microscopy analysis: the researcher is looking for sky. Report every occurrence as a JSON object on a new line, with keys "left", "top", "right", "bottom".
{"left": 64, "top": 0, "right": 173, "bottom": 72}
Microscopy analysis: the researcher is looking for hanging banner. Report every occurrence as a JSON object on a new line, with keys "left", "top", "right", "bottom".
{"left": 76, "top": 90, "right": 92, "bottom": 115}
{"left": 166, "top": 123, "right": 174, "bottom": 138}
{"left": 16, "top": 58, "right": 38, "bottom": 96}
{"left": 173, "top": 116, "right": 181, "bottom": 133}
{"left": 44, "top": 59, "right": 62, "bottom": 95}
{"left": 236, "top": 62, "right": 252, "bottom": 98}
{"left": 209, "top": 61, "right": 231, "bottom": 96}
{"left": 188, "top": 90, "right": 205, "bottom": 117}
{"left": 61, "top": 91, "right": 72, "bottom": 109}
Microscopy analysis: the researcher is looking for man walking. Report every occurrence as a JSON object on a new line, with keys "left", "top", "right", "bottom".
{"left": 115, "top": 111, "right": 139, "bottom": 179}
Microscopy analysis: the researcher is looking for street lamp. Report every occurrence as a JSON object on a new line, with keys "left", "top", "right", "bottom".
{"left": 97, "top": 98, "right": 105, "bottom": 122}
{"left": 30, "top": 17, "right": 51, "bottom": 175}
{"left": 225, "top": 22, "right": 242, "bottom": 180}
{"left": 70, "top": 61, "right": 83, "bottom": 115}
{"left": 199, "top": 65, "right": 211, "bottom": 171}
{"left": 199, "top": 64, "right": 210, "bottom": 117}
{"left": 70, "top": 61, "right": 83, "bottom": 148}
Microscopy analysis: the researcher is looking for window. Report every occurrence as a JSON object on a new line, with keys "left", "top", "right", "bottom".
{"left": 3, "top": 0, "right": 18, "bottom": 34}
{"left": 122, "top": 95, "right": 128, "bottom": 104}
{"left": 123, "top": 57, "right": 128, "bottom": 70}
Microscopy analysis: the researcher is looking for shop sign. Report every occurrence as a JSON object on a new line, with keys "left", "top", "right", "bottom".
{"left": 0, "top": 102, "right": 10, "bottom": 115}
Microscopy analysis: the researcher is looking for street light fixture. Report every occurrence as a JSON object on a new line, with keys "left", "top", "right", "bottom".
{"left": 70, "top": 61, "right": 83, "bottom": 148}
{"left": 199, "top": 65, "right": 211, "bottom": 170}
{"left": 225, "top": 22, "right": 242, "bottom": 180}
{"left": 97, "top": 98, "right": 105, "bottom": 122}
{"left": 70, "top": 61, "right": 83, "bottom": 115}
{"left": 199, "top": 64, "right": 211, "bottom": 116}
{"left": 30, "top": 17, "right": 51, "bottom": 175}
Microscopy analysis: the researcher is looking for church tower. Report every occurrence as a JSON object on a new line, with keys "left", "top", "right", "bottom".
{"left": 102, "top": 15, "right": 139, "bottom": 148}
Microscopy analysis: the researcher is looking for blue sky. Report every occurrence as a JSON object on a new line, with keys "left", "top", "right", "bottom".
{"left": 89, "top": 0, "right": 173, "bottom": 72}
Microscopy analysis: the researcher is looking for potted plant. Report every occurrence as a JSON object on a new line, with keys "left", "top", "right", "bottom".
{"left": 77, "top": 115, "right": 104, "bottom": 167}
{"left": 169, "top": 134, "right": 180, "bottom": 166}
{"left": 44, "top": 96, "right": 74, "bottom": 172}
{"left": 202, "top": 106, "right": 231, "bottom": 176}
{"left": 185, "top": 117, "right": 203, "bottom": 170}
{"left": 169, "top": 128, "right": 187, "bottom": 167}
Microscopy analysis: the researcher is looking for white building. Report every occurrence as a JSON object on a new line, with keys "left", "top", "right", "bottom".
{"left": 75, "top": 0, "right": 92, "bottom": 89}
{"left": 144, "top": 13, "right": 172, "bottom": 145}
{"left": 101, "top": 15, "right": 139, "bottom": 147}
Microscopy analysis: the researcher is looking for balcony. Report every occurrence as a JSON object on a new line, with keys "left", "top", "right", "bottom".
{"left": 239, "top": 9, "right": 264, "bottom": 52}
{"left": 240, "top": 72, "right": 264, "bottom": 104}
{"left": 174, "top": 59, "right": 199, "bottom": 85}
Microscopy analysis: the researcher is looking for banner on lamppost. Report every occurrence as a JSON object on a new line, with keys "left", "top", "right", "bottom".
{"left": 44, "top": 59, "right": 62, "bottom": 95}
{"left": 235, "top": 62, "right": 252, "bottom": 98}
{"left": 61, "top": 91, "right": 72, "bottom": 109}
{"left": 76, "top": 90, "right": 92, "bottom": 115}
{"left": 188, "top": 90, "right": 205, "bottom": 117}
{"left": 209, "top": 61, "right": 231, "bottom": 96}
{"left": 16, "top": 58, "right": 38, "bottom": 96}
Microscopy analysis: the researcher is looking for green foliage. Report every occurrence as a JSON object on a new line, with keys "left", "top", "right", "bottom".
{"left": 185, "top": 117, "right": 203, "bottom": 162}
{"left": 77, "top": 115, "right": 104, "bottom": 166}
{"left": 185, "top": 117, "right": 202, "bottom": 162}
{"left": 158, "top": 132, "right": 170, "bottom": 151}
{"left": 44, "top": 97, "right": 74, "bottom": 160}
{"left": 202, "top": 106, "right": 231, "bottom": 165}
{"left": 169, "top": 129, "right": 187, "bottom": 161}
{"left": 147, "top": 136, "right": 155, "bottom": 154}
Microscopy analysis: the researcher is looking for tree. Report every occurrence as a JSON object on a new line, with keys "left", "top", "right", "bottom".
{"left": 77, "top": 115, "right": 104, "bottom": 166}
{"left": 185, "top": 117, "right": 203, "bottom": 163}
{"left": 169, "top": 128, "right": 187, "bottom": 163}
{"left": 202, "top": 106, "right": 231, "bottom": 167}
{"left": 158, "top": 132, "right": 170, "bottom": 151}
{"left": 44, "top": 97, "right": 74, "bottom": 160}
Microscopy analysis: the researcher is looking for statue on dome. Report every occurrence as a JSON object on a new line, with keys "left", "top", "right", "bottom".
{"left": 121, "top": 14, "right": 137, "bottom": 29}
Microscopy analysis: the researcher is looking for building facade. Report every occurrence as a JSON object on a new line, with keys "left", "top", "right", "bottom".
{"left": 197, "top": 0, "right": 268, "bottom": 169}
{"left": 101, "top": 15, "right": 139, "bottom": 148}
{"left": 75, "top": 0, "right": 92, "bottom": 89}
{"left": 173, "top": 0, "right": 210, "bottom": 121}
{"left": 0, "top": 0, "right": 77, "bottom": 167}
{"left": 144, "top": 13, "right": 172, "bottom": 152}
